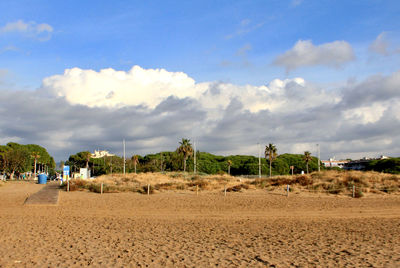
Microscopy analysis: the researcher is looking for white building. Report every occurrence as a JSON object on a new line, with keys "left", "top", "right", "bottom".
{"left": 322, "top": 158, "right": 349, "bottom": 168}
{"left": 91, "top": 150, "right": 115, "bottom": 158}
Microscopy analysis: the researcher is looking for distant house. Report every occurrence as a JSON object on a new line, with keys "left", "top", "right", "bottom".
{"left": 322, "top": 158, "right": 349, "bottom": 168}
{"left": 91, "top": 150, "right": 115, "bottom": 158}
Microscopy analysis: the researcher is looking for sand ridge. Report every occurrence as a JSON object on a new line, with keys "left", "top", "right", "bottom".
{"left": 0, "top": 181, "right": 399, "bottom": 267}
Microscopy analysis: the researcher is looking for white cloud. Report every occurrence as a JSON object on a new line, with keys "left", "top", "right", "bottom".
{"left": 344, "top": 103, "right": 387, "bottom": 124}
{"left": 225, "top": 19, "right": 264, "bottom": 39}
{"left": 369, "top": 32, "right": 389, "bottom": 55}
{"left": 273, "top": 40, "right": 355, "bottom": 72}
{"left": 0, "top": 20, "right": 53, "bottom": 41}
{"left": 369, "top": 31, "right": 400, "bottom": 56}
{"left": 41, "top": 66, "right": 205, "bottom": 109}
{"left": 41, "top": 66, "right": 337, "bottom": 116}
{"left": 2, "top": 66, "right": 400, "bottom": 161}
{"left": 0, "top": 45, "right": 19, "bottom": 54}
{"left": 236, "top": 43, "right": 252, "bottom": 56}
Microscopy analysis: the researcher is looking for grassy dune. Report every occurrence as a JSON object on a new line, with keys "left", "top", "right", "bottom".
{"left": 63, "top": 170, "right": 400, "bottom": 197}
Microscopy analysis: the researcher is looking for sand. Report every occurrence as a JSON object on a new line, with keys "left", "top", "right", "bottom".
{"left": 0, "top": 181, "right": 399, "bottom": 267}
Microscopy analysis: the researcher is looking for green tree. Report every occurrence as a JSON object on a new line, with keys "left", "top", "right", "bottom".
{"left": 176, "top": 138, "right": 193, "bottom": 172}
{"left": 265, "top": 143, "right": 277, "bottom": 177}
{"left": 303, "top": 151, "right": 312, "bottom": 174}
{"left": 5, "top": 148, "right": 30, "bottom": 179}
{"left": 0, "top": 146, "right": 9, "bottom": 174}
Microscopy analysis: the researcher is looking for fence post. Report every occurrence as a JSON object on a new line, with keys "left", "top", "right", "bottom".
{"left": 101, "top": 183, "right": 103, "bottom": 194}
{"left": 196, "top": 185, "right": 199, "bottom": 196}
{"left": 224, "top": 185, "right": 227, "bottom": 197}
{"left": 287, "top": 185, "right": 290, "bottom": 197}
{"left": 352, "top": 185, "right": 355, "bottom": 198}
{"left": 147, "top": 184, "right": 150, "bottom": 195}
{"left": 67, "top": 179, "right": 70, "bottom": 192}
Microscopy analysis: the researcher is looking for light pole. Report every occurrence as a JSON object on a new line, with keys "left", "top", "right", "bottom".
{"left": 194, "top": 141, "right": 197, "bottom": 174}
{"left": 123, "top": 139, "right": 126, "bottom": 175}
{"left": 317, "top": 144, "right": 320, "bottom": 172}
{"left": 258, "top": 143, "right": 261, "bottom": 178}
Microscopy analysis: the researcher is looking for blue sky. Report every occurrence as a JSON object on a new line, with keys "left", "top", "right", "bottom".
{"left": 0, "top": 0, "right": 399, "bottom": 161}
{"left": 1, "top": 0, "right": 399, "bottom": 88}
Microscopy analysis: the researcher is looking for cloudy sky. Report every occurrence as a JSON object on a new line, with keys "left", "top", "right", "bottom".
{"left": 0, "top": 0, "right": 399, "bottom": 161}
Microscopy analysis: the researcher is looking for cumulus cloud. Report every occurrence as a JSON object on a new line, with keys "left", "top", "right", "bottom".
{"left": 1, "top": 66, "right": 399, "bottom": 161}
{"left": 40, "top": 66, "right": 336, "bottom": 116}
{"left": 0, "top": 20, "right": 53, "bottom": 41}
{"left": 274, "top": 40, "right": 355, "bottom": 72}
{"left": 40, "top": 66, "right": 204, "bottom": 109}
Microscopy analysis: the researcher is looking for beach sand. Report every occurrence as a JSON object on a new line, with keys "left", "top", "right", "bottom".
{"left": 0, "top": 181, "right": 399, "bottom": 267}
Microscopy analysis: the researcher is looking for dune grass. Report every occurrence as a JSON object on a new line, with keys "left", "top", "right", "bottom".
{"left": 61, "top": 170, "right": 400, "bottom": 197}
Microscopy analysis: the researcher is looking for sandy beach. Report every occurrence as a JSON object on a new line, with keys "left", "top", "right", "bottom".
{"left": 0, "top": 181, "right": 399, "bottom": 267}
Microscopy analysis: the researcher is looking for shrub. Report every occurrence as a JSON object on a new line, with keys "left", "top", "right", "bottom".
{"left": 188, "top": 179, "right": 209, "bottom": 189}
{"left": 139, "top": 184, "right": 154, "bottom": 194}
{"left": 293, "top": 175, "right": 313, "bottom": 186}
{"left": 380, "top": 185, "right": 399, "bottom": 194}
{"left": 61, "top": 179, "right": 87, "bottom": 191}
{"left": 87, "top": 183, "right": 102, "bottom": 193}
{"left": 269, "top": 176, "right": 292, "bottom": 186}
{"left": 87, "top": 183, "right": 117, "bottom": 193}
{"left": 226, "top": 184, "right": 249, "bottom": 192}
{"left": 251, "top": 178, "right": 269, "bottom": 188}
{"left": 354, "top": 189, "right": 363, "bottom": 198}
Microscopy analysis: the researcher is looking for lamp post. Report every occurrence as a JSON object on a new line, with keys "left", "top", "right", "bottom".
{"left": 317, "top": 144, "right": 320, "bottom": 172}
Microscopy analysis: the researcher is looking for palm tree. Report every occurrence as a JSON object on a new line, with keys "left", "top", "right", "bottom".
{"left": 303, "top": 151, "right": 312, "bottom": 174}
{"left": 131, "top": 155, "right": 139, "bottom": 174}
{"left": 265, "top": 143, "right": 277, "bottom": 177}
{"left": 177, "top": 138, "right": 193, "bottom": 172}
{"left": 82, "top": 151, "right": 91, "bottom": 169}
{"left": 31, "top": 152, "right": 40, "bottom": 178}
{"left": 227, "top": 160, "right": 232, "bottom": 175}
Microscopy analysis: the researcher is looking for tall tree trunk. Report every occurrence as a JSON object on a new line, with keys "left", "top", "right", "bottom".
{"left": 228, "top": 166, "right": 230, "bottom": 175}
{"left": 306, "top": 163, "right": 309, "bottom": 174}
{"left": 134, "top": 163, "right": 137, "bottom": 174}
{"left": 183, "top": 156, "right": 187, "bottom": 172}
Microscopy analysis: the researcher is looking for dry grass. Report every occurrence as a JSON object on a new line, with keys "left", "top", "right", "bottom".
{"left": 63, "top": 172, "right": 240, "bottom": 194}
{"left": 63, "top": 170, "right": 400, "bottom": 197}
{"left": 251, "top": 170, "right": 400, "bottom": 197}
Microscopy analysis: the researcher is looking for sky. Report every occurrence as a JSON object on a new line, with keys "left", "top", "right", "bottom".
{"left": 0, "top": 0, "right": 399, "bottom": 161}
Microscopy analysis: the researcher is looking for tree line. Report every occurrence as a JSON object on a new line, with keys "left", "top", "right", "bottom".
{"left": 65, "top": 139, "right": 322, "bottom": 177}
{"left": 0, "top": 142, "right": 56, "bottom": 179}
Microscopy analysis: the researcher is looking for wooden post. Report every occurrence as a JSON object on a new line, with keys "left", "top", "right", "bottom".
{"left": 101, "top": 183, "right": 103, "bottom": 194}
{"left": 224, "top": 185, "right": 227, "bottom": 197}
{"left": 147, "top": 184, "right": 150, "bottom": 195}
{"left": 352, "top": 185, "right": 355, "bottom": 198}
{"left": 67, "top": 178, "right": 70, "bottom": 192}
{"left": 287, "top": 185, "right": 290, "bottom": 197}
{"left": 196, "top": 185, "right": 199, "bottom": 196}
